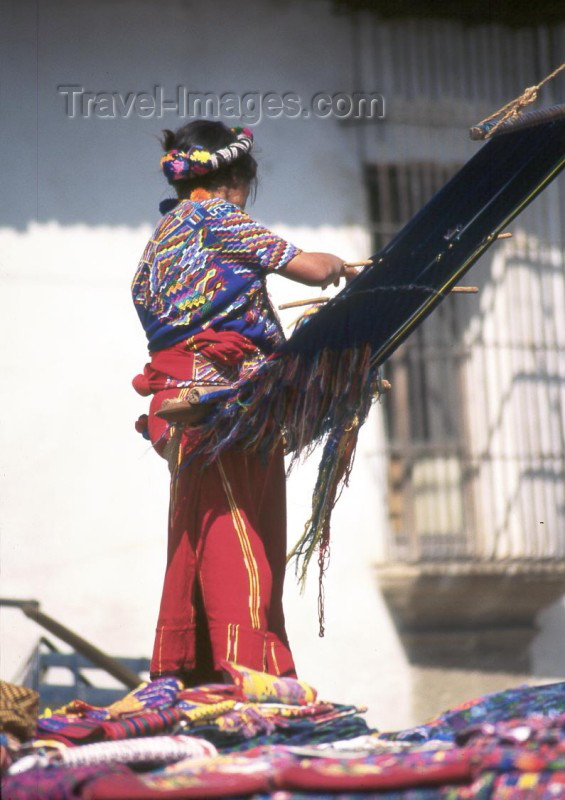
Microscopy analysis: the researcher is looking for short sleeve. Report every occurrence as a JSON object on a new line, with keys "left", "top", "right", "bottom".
{"left": 204, "top": 201, "right": 301, "bottom": 271}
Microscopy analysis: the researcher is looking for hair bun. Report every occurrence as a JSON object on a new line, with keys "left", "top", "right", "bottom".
{"left": 160, "top": 129, "right": 254, "bottom": 185}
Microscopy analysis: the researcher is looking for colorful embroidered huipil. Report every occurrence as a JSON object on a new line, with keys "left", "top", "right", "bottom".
{"left": 132, "top": 198, "right": 300, "bottom": 354}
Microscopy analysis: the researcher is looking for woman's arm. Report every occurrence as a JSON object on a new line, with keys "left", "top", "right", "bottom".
{"left": 203, "top": 203, "right": 356, "bottom": 288}
{"left": 281, "top": 252, "right": 348, "bottom": 290}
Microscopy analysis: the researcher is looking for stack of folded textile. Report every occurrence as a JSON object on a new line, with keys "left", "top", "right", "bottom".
{"left": 1, "top": 664, "right": 564, "bottom": 798}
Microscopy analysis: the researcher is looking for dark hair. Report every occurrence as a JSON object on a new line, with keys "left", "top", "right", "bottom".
{"left": 160, "top": 120, "right": 258, "bottom": 198}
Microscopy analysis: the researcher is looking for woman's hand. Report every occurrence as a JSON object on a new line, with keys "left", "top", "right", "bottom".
{"left": 321, "top": 264, "right": 360, "bottom": 289}
{"left": 341, "top": 265, "right": 361, "bottom": 285}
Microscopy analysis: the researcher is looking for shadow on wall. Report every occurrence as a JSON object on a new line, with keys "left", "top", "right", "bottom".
{"left": 532, "top": 598, "right": 565, "bottom": 678}
{"left": 377, "top": 566, "right": 565, "bottom": 676}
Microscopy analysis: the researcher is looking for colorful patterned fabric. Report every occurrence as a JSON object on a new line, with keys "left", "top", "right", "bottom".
{"left": 36, "top": 708, "right": 186, "bottom": 747}
{"left": 488, "top": 770, "right": 565, "bottom": 798}
{"left": 132, "top": 331, "right": 260, "bottom": 455}
{"left": 382, "top": 682, "right": 565, "bottom": 743}
{"left": 83, "top": 746, "right": 296, "bottom": 799}
{"left": 175, "top": 685, "right": 238, "bottom": 705}
{"left": 456, "top": 712, "right": 565, "bottom": 748}
{"left": 31, "top": 670, "right": 370, "bottom": 754}
{"left": 172, "top": 683, "right": 360, "bottom": 748}
{"left": 2, "top": 763, "right": 131, "bottom": 800}
{"left": 221, "top": 662, "right": 317, "bottom": 705}
{"left": 192, "top": 704, "right": 371, "bottom": 752}
{"left": 36, "top": 679, "right": 186, "bottom": 746}
{"left": 83, "top": 754, "right": 277, "bottom": 798}
{"left": 0, "top": 682, "right": 39, "bottom": 742}
{"left": 47, "top": 677, "right": 182, "bottom": 722}
{"left": 277, "top": 747, "right": 476, "bottom": 792}
{"left": 132, "top": 331, "right": 257, "bottom": 396}
{"left": 132, "top": 197, "right": 299, "bottom": 353}
{"left": 5, "top": 678, "right": 565, "bottom": 798}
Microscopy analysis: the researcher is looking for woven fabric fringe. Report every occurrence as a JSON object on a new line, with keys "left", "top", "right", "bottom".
{"left": 287, "top": 416, "right": 362, "bottom": 636}
{"left": 187, "top": 344, "right": 378, "bottom": 463}
{"left": 177, "top": 344, "right": 380, "bottom": 631}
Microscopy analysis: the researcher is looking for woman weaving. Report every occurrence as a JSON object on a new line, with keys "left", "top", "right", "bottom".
{"left": 132, "top": 120, "right": 350, "bottom": 685}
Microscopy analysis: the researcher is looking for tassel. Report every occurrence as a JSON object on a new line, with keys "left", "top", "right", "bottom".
{"left": 287, "top": 414, "right": 361, "bottom": 636}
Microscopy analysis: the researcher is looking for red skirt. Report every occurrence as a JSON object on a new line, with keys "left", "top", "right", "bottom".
{"left": 150, "top": 427, "right": 296, "bottom": 682}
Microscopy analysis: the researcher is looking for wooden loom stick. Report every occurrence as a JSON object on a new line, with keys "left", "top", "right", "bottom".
{"left": 279, "top": 286, "right": 479, "bottom": 310}
{"left": 279, "top": 297, "right": 329, "bottom": 310}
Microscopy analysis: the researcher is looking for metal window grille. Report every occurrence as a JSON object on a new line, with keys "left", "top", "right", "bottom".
{"left": 367, "top": 162, "right": 471, "bottom": 561}
{"left": 366, "top": 161, "right": 565, "bottom": 564}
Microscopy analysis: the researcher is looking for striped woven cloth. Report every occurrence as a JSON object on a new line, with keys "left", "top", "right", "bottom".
{"left": 0, "top": 682, "right": 39, "bottom": 742}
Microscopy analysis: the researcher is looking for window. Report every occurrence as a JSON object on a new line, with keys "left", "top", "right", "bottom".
{"left": 366, "top": 162, "right": 473, "bottom": 560}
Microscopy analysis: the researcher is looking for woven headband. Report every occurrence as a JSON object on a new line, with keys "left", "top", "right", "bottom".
{"left": 160, "top": 127, "right": 254, "bottom": 184}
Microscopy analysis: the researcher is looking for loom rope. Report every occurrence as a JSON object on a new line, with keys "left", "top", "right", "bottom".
{"left": 471, "top": 62, "right": 565, "bottom": 139}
